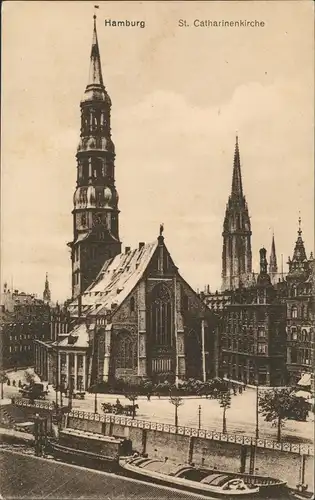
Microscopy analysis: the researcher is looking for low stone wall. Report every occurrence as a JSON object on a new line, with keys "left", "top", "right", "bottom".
{"left": 0, "top": 427, "right": 35, "bottom": 445}
{"left": 66, "top": 412, "right": 314, "bottom": 492}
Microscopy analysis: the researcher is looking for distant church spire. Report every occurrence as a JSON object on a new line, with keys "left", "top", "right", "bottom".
{"left": 222, "top": 135, "right": 252, "bottom": 291}
{"left": 269, "top": 233, "right": 278, "bottom": 274}
{"left": 231, "top": 135, "right": 243, "bottom": 199}
{"left": 43, "top": 272, "right": 51, "bottom": 303}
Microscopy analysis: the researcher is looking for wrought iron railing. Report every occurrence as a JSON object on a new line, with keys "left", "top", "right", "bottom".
{"left": 12, "top": 397, "right": 55, "bottom": 411}
{"left": 66, "top": 409, "right": 314, "bottom": 457}
{"left": 10, "top": 398, "right": 313, "bottom": 457}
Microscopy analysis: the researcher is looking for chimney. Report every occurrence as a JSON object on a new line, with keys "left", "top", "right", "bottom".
{"left": 138, "top": 242, "right": 145, "bottom": 250}
{"left": 125, "top": 246, "right": 131, "bottom": 254}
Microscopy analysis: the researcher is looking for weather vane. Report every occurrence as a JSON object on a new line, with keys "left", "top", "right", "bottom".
{"left": 94, "top": 5, "right": 99, "bottom": 19}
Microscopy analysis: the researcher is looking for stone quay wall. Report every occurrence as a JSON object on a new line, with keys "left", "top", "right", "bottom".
{"left": 66, "top": 410, "right": 314, "bottom": 492}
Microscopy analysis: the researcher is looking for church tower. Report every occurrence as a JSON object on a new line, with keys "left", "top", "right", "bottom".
{"left": 68, "top": 15, "right": 121, "bottom": 299}
{"left": 43, "top": 272, "right": 51, "bottom": 304}
{"left": 222, "top": 136, "right": 252, "bottom": 291}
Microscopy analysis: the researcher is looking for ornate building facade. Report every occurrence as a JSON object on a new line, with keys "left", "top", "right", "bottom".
{"left": 68, "top": 16, "right": 121, "bottom": 299}
{"left": 218, "top": 249, "right": 287, "bottom": 387}
{"left": 222, "top": 137, "right": 253, "bottom": 291}
{"left": 285, "top": 219, "right": 314, "bottom": 390}
{"left": 0, "top": 285, "right": 51, "bottom": 370}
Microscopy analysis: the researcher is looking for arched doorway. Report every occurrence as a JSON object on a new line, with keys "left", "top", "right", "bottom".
{"left": 115, "top": 330, "right": 137, "bottom": 377}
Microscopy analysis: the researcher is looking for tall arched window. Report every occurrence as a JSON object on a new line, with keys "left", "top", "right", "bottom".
{"left": 150, "top": 284, "right": 172, "bottom": 346}
{"left": 291, "top": 305, "right": 298, "bottom": 319}
{"left": 130, "top": 297, "right": 135, "bottom": 313}
{"left": 116, "top": 330, "right": 137, "bottom": 369}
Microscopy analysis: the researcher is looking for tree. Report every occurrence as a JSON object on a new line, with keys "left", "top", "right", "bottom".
{"left": 169, "top": 394, "right": 184, "bottom": 427}
{"left": 0, "top": 371, "right": 9, "bottom": 399}
{"left": 218, "top": 389, "right": 231, "bottom": 434}
{"left": 259, "top": 388, "right": 310, "bottom": 442}
{"left": 124, "top": 391, "right": 139, "bottom": 419}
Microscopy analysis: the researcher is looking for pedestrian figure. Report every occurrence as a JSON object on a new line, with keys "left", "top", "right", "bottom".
{"left": 239, "top": 385, "right": 243, "bottom": 394}
{"left": 233, "top": 384, "right": 237, "bottom": 396}
{"left": 12, "top": 380, "right": 16, "bottom": 387}
{"left": 147, "top": 393, "right": 151, "bottom": 401}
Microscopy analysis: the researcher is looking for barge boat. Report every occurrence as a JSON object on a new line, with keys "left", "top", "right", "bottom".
{"left": 49, "top": 428, "right": 132, "bottom": 472}
{"left": 119, "top": 456, "right": 290, "bottom": 499}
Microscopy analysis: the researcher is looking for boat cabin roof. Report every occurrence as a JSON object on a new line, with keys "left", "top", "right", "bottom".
{"left": 132, "top": 458, "right": 194, "bottom": 477}
{"left": 61, "top": 428, "right": 123, "bottom": 444}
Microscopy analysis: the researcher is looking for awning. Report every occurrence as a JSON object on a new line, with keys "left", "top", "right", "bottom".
{"left": 297, "top": 373, "right": 311, "bottom": 387}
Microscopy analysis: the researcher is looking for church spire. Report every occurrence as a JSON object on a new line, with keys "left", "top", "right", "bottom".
{"left": 69, "top": 14, "right": 121, "bottom": 299}
{"left": 43, "top": 272, "right": 51, "bottom": 304}
{"left": 221, "top": 136, "right": 252, "bottom": 291}
{"left": 231, "top": 135, "right": 243, "bottom": 199}
{"left": 269, "top": 232, "right": 278, "bottom": 274}
{"left": 88, "top": 15, "right": 104, "bottom": 87}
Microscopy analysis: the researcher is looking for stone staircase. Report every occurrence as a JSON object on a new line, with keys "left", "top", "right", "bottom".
{"left": 0, "top": 404, "right": 34, "bottom": 434}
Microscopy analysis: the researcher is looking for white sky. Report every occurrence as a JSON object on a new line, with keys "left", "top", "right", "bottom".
{"left": 1, "top": 1, "right": 314, "bottom": 302}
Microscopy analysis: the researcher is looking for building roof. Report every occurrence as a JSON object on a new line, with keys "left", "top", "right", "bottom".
{"left": 52, "top": 322, "right": 89, "bottom": 349}
{"left": 68, "top": 239, "right": 159, "bottom": 317}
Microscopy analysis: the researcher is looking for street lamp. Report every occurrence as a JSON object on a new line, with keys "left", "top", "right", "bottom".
{"left": 93, "top": 380, "right": 98, "bottom": 414}
{"left": 169, "top": 394, "right": 184, "bottom": 427}
{"left": 255, "top": 383, "right": 259, "bottom": 439}
{"left": 55, "top": 337, "right": 59, "bottom": 409}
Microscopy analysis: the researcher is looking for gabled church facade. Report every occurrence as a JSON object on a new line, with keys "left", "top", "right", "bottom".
{"left": 62, "top": 230, "right": 218, "bottom": 389}
{"left": 35, "top": 231, "right": 218, "bottom": 390}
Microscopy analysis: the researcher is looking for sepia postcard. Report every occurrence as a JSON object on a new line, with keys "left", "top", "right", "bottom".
{"left": 1, "top": 1, "right": 314, "bottom": 499}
